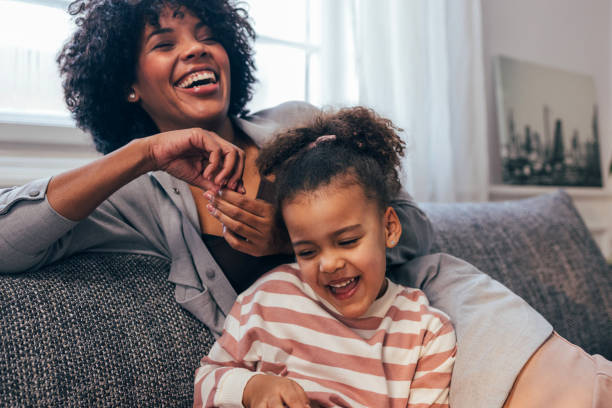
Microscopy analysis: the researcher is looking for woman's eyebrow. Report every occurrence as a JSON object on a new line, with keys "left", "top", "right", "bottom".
{"left": 146, "top": 27, "right": 174, "bottom": 42}
{"left": 195, "top": 22, "right": 211, "bottom": 34}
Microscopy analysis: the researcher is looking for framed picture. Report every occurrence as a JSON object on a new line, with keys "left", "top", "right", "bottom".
{"left": 494, "top": 55, "right": 603, "bottom": 187}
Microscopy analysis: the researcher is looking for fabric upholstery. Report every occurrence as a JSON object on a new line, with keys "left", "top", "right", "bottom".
{"left": 0, "top": 253, "right": 214, "bottom": 407}
{"left": 1, "top": 189, "right": 609, "bottom": 406}
{"left": 420, "top": 190, "right": 612, "bottom": 358}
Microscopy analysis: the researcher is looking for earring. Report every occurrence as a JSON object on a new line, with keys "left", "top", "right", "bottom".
{"left": 390, "top": 240, "right": 396, "bottom": 245}
{"left": 128, "top": 90, "right": 137, "bottom": 102}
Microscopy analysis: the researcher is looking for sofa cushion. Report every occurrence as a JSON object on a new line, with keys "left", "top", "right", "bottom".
{"left": 420, "top": 190, "right": 612, "bottom": 359}
{"left": 0, "top": 253, "right": 213, "bottom": 407}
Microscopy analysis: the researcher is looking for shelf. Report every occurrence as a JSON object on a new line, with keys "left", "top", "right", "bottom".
{"left": 489, "top": 184, "right": 612, "bottom": 200}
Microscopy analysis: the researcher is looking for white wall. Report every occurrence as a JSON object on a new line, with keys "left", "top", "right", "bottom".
{"left": 0, "top": 123, "right": 98, "bottom": 188}
{"left": 481, "top": 0, "right": 612, "bottom": 186}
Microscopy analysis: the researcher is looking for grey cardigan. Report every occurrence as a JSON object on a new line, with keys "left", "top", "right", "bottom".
{"left": 0, "top": 102, "right": 433, "bottom": 329}
{"left": 0, "top": 101, "right": 551, "bottom": 407}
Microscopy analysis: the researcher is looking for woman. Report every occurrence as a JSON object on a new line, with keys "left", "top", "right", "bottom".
{"left": 2, "top": 1, "right": 599, "bottom": 407}
{"left": 0, "top": 0, "right": 431, "bottom": 332}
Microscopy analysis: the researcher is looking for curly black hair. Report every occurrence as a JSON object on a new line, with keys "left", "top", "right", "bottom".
{"left": 58, "top": 0, "right": 256, "bottom": 154}
{"left": 256, "top": 106, "right": 405, "bottom": 215}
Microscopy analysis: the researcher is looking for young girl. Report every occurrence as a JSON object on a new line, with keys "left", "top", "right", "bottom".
{"left": 194, "top": 107, "right": 456, "bottom": 408}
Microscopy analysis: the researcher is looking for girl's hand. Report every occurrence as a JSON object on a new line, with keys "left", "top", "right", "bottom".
{"left": 146, "top": 128, "right": 246, "bottom": 192}
{"left": 204, "top": 188, "right": 293, "bottom": 257}
{"left": 243, "top": 374, "right": 310, "bottom": 408}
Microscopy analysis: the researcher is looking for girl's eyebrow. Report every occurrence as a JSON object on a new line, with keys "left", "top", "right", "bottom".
{"left": 333, "top": 224, "right": 361, "bottom": 236}
{"left": 291, "top": 224, "right": 361, "bottom": 247}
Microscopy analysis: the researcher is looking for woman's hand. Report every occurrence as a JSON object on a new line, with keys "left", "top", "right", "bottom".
{"left": 146, "top": 128, "right": 246, "bottom": 192}
{"left": 243, "top": 374, "right": 311, "bottom": 408}
{"left": 204, "top": 188, "right": 293, "bottom": 257}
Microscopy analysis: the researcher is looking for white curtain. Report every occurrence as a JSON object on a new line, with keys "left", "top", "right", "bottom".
{"left": 320, "top": 0, "right": 488, "bottom": 202}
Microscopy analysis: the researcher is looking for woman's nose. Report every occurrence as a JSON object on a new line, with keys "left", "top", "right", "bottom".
{"left": 180, "top": 38, "right": 208, "bottom": 61}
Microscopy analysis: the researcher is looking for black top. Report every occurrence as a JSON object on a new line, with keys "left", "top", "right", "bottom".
{"left": 201, "top": 179, "right": 295, "bottom": 294}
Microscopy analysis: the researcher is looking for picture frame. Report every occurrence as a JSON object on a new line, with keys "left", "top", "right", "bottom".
{"left": 494, "top": 55, "right": 603, "bottom": 187}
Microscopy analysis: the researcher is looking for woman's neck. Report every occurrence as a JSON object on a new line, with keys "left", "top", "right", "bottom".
{"left": 211, "top": 115, "right": 237, "bottom": 144}
{"left": 159, "top": 115, "right": 237, "bottom": 144}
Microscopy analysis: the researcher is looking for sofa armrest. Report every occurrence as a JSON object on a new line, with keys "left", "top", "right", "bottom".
{"left": 0, "top": 253, "right": 215, "bottom": 407}
{"left": 420, "top": 190, "right": 611, "bottom": 359}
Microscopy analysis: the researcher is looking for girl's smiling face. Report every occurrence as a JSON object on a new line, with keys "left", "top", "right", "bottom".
{"left": 282, "top": 180, "right": 402, "bottom": 318}
{"left": 131, "top": 6, "right": 231, "bottom": 132}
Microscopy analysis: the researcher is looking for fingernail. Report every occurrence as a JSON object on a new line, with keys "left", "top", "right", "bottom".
{"left": 204, "top": 192, "right": 214, "bottom": 202}
{"left": 206, "top": 203, "right": 216, "bottom": 216}
{"left": 222, "top": 225, "right": 227, "bottom": 234}
{"left": 217, "top": 189, "right": 223, "bottom": 197}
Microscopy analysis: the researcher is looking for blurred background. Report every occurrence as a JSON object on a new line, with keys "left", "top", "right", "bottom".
{"left": 1, "top": 0, "right": 611, "bottom": 258}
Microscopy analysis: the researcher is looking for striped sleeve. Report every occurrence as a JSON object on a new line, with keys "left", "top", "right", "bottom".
{"left": 193, "top": 300, "right": 259, "bottom": 407}
{"left": 407, "top": 312, "right": 456, "bottom": 408}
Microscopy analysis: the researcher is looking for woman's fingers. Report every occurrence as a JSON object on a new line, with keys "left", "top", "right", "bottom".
{"left": 194, "top": 129, "right": 244, "bottom": 189}
{"left": 147, "top": 128, "right": 245, "bottom": 192}
{"left": 221, "top": 227, "right": 254, "bottom": 255}
{"left": 206, "top": 191, "right": 267, "bottom": 226}
{"left": 205, "top": 188, "right": 292, "bottom": 256}
{"left": 216, "top": 189, "right": 269, "bottom": 217}
{"left": 207, "top": 202, "right": 260, "bottom": 241}
{"left": 202, "top": 145, "right": 221, "bottom": 181}
{"left": 210, "top": 145, "right": 238, "bottom": 186}
{"left": 227, "top": 151, "right": 246, "bottom": 192}
{"left": 207, "top": 199, "right": 272, "bottom": 256}
{"left": 192, "top": 177, "right": 224, "bottom": 193}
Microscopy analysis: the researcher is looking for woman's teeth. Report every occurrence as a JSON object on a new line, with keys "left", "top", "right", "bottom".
{"left": 176, "top": 71, "right": 217, "bottom": 88}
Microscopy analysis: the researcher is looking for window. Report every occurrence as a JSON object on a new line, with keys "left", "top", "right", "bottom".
{"left": 0, "top": 0, "right": 320, "bottom": 186}
{"left": 245, "top": 0, "right": 322, "bottom": 112}
{"left": 0, "top": 0, "right": 320, "bottom": 127}
{"left": 0, "top": 0, "right": 74, "bottom": 127}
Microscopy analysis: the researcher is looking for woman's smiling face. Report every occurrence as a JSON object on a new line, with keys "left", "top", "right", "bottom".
{"left": 131, "top": 7, "right": 231, "bottom": 132}
{"left": 282, "top": 181, "right": 402, "bottom": 318}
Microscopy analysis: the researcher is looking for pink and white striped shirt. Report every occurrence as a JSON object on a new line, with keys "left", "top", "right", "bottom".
{"left": 194, "top": 264, "right": 456, "bottom": 408}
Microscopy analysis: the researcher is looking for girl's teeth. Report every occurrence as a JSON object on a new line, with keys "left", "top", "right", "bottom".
{"left": 329, "top": 277, "right": 355, "bottom": 288}
{"left": 328, "top": 277, "right": 359, "bottom": 296}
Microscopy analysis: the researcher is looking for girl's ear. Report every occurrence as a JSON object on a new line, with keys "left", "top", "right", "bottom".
{"left": 383, "top": 207, "right": 402, "bottom": 248}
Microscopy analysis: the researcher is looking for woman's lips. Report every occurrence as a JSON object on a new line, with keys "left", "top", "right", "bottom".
{"left": 175, "top": 82, "right": 219, "bottom": 96}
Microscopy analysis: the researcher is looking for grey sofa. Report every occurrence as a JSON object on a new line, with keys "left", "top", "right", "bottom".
{"left": 1, "top": 190, "right": 610, "bottom": 406}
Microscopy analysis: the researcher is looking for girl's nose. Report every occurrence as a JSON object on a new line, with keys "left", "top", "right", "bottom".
{"left": 319, "top": 252, "right": 345, "bottom": 274}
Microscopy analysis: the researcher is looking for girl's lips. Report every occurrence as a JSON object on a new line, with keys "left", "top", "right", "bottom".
{"left": 327, "top": 276, "right": 360, "bottom": 301}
